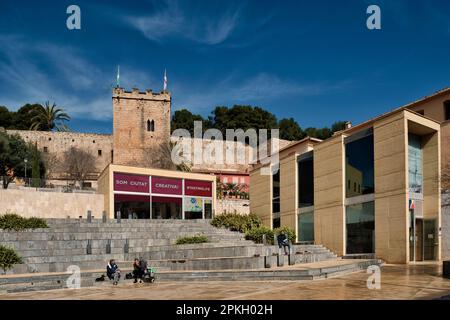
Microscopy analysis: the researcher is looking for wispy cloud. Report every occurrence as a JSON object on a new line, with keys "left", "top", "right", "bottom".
{"left": 0, "top": 35, "right": 154, "bottom": 122}
{"left": 124, "top": 0, "right": 241, "bottom": 45}
{"left": 173, "top": 72, "right": 352, "bottom": 113}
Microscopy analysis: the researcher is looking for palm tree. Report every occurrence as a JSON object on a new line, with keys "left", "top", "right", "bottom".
{"left": 30, "top": 101, "right": 70, "bottom": 131}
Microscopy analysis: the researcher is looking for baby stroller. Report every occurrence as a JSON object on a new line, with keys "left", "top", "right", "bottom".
{"left": 143, "top": 266, "right": 156, "bottom": 283}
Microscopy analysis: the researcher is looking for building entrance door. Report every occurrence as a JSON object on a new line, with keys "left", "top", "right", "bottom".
{"left": 423, "top": 219, "right": 437, "bottom": 261}
{"left": 409, "top": 216, "right": 438, "bottom": 262}
{"left": 415, "top": 219, "right": 423, "bottom": 261}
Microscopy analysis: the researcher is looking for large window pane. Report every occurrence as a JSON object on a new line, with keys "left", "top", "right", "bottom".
{"left": 345, "top": 135, "right": 374, "bottom": 198}
{"left": 151, "top": 196, "right": 182, "bottom": 219}
{"left": 184, "top": 197, "right": 203, "bottom": 219}
{"left": 346, "top": 201, "right": 375, "bottom": 254}
{"left": 298, "top": 156, "right": 314, "bottom": 208}
{"left": 272, "top": 217, "right": 280, "bottom": 229}
{"left": 114, "top": 194, "right": 150, "bottom": 219}
{"left": 298, "top": 211, "right": 314, "bottom": 242}
{"left": 408, "top": 134, "right": 423, "bottom": 194}
{"left": 272, "top": 169, "right": 280, "bottom": 213}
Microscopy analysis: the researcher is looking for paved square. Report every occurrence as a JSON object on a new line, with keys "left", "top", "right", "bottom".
{"left": 1, "top": 263, "right": 449, "bottom": 300}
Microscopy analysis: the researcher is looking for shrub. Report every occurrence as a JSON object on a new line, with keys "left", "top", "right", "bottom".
{"left": 245, "top": 226, "right": 274, "bottom": 244}
{"left": 245, "top": 226, "right": 296, "bottom": 244}
{"left": 273, "top": 226, "right": 296, "bottom": 244}
{"left": 211, "top": 213, "right": 261, "bottom": 233}
{"left": 0, "top": 212, "right": 48, "bottom": 231}
{"left": 0, "top": 245, "right": 22, "bottom": 273}
{"left": 175, "top": 235, "right": 209, "bottom": 245}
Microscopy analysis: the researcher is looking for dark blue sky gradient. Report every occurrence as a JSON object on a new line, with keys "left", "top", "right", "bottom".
{"left": 0, "top": 0, "right": 449, "bottom": 133}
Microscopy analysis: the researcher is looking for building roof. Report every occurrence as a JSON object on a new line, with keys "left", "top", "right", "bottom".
{"left": 331, "top": 89, "right": 445, "bottom": 137}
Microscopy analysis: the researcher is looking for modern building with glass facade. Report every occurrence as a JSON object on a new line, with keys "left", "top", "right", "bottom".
{"left": 98, "top": 164, "right": 216, "bottom": 220}
{"left": 250, "top": 108, "right": 442, "bottom": 264}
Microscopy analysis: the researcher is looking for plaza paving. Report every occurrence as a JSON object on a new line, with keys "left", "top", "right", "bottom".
{"left": 1, "top": 263, "right": 450, "bottom": 300}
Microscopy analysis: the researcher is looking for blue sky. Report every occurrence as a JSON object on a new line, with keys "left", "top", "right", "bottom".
{"left": 0, "top": 0, "right": 449, "bottom": 134}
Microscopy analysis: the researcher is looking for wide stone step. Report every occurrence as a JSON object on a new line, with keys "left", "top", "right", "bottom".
{"left": 0, "top": 259, "right": 383, "bottom": 294}
{"left": 9, "top": 251, "right": 337, "bottom": 274}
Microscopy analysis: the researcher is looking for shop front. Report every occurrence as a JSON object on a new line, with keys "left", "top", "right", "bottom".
{"left": 98, "top": 164, "right": 215, "bottom": 220}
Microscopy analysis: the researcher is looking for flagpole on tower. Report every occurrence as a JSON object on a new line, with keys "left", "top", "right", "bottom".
{"left": 116, "top": 65, "right": 120, "bottom": 88}
{"left": 163, "top": 69, "right": 167, "bottom": 92}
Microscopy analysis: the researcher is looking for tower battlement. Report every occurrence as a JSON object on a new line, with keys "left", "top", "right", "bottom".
{"left": 112, "top": 87, "right": 170, "bottom": 101}
{"left": 112, "top": 86, "right": 171, "bottom": 166}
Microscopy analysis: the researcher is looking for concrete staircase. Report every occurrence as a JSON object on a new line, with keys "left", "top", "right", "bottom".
{"left": 1, "top": 219, "right": 336, "bottom": 274}
{"left": 0, "top": 218, "right": 382, "bottom": 294}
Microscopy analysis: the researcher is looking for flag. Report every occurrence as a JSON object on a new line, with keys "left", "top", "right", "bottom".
{"left": 164, "top": 69, "right": 167, "bottom": 91}
{"left": 116, "top": 65, "right": 120, "bottom": 88}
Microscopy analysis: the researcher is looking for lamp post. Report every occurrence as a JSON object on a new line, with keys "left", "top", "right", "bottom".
{"left": 24, "top": 159, "right": 28, "bottom": 185}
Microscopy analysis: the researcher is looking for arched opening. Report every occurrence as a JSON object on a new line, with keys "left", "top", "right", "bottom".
{"left": 150, "top": 120, "right": 155, "bottom": 132}
{"left": 147, "top": 119, "right": 151, "bottom": 132}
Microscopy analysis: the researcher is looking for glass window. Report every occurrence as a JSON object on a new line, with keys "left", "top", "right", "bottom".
{"left": 272, "top": 169, "right": 280, "bottom": 213}
{"left": 298, "top": 211, "right": 314, "bottom": 242}
{"left": 345, "top": 134, "right": 374, "bottom": 198}
{"left": 346, "top": 201, "right": 375, "bottom": 254}
{"left": 114, "top": 194, "right": 150, "bottom": 219}
{"left": 184, "top": 197, "right": 203, "bottom": 219}
{"left": 408, "top": 134, "right": 423, "bottom": 194}
{"left": 151, "top": 196, "right": 182, "bottom": 219}
{"left": 272, "top": 217, "right": 280, "bottom": 229}
{"left": 298, "top": 156, "right": 314, "bottom": 208}
{"left": 204, "top": 199, "right": 212, "bottom": 219}
{"left": 445, "top": 101, "right": 450, "bottom": 121}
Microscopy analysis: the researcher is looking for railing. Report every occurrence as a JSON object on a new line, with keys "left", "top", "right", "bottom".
{"left": 1, "top": 177, "right": 97, "bottom": 194}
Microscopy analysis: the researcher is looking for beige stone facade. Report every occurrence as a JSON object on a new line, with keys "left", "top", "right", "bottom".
{"left": 405, "top": 88, "right": 450, "bottom": 177}
{"left": 98, "top": 164, "right": 216, "bottom": 219}
{"left": 112, "top": 87, "right": 171, "bottom": 166}
{"left": 6, "top": 129, "right": 113, "bottom": 186}
{"left": 0, "top": 188, "right": 104, "bottom": 219}
{"left": 314, "top": 135, "right": 346, "bottom": 256}
{"left": 5, "top": 87, "right": 257, "bottom": 190}
{"left": 250, "top": 109, "right": 442, "bottom": 264}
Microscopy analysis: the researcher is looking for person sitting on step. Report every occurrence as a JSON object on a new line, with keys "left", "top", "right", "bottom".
{"left": 106, "top": 259, "right": 121, "bottom": 285}
{"left": 132, "top": 258, "right": 144, "bottom": 283}
{"left": 277, "top": 232, "right": 291, "bottom": 255}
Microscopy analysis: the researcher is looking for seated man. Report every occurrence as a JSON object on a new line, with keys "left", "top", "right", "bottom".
{"left": 277, "top": 233, "right": 291, "bottom": 255}
{"left": 106, "top": 259, "right": 121, "bottom": 285}
{"left": 132, "top": 258, "right": 144, "bottom": 283}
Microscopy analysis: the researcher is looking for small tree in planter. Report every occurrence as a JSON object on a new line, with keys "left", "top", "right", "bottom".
{"left": 0, "top": 245, "right": 22, "bottom": 274}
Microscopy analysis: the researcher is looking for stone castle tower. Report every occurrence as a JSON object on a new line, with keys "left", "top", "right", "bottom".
{"left": 112, "top": 87, "right": 171, "bottom": 166}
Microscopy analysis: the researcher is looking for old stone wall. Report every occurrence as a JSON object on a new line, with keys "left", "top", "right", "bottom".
{"left": 6, "top": 129, "right": 113, "bottom": 180}
{"left": 216, "top": 199, "right": 250, "bottom": 215}
{"left": 0, "top": 188, "right": 104, "bottom": 219}
{"left": 112, "top": 87, "right": 171, "bottom": 166}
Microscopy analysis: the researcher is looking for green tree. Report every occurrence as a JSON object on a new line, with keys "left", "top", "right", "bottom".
{"left": 0, "top": 133, "right": 44, "bottom": 189}
{"left": 304, "top": 126, "right": 333, "bottom": 140}
{"left": 30, "top": 101, "right": 70, "bottom": 131}
{"left": 278, "top": 118, "right": 305, "bottom": 141}
{"left": 31, "top": 143, "right": 40, "bottom": 187}
{"left": 331, "top": 121, "right": 348, "bottom": 133}
{"left": 171, "top": 109, "right": 210, "bottom": 136}
{"left": 0, "top": 106, "right": 13, "bottom": 129}
{"left": 12, "top": 104, "right": 42, "bottom": 130}
{"left": 208, "top": 105, "right": 278, "bottom": 138}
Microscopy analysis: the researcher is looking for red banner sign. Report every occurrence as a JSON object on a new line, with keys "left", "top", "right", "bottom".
{"left": 113, "top": 173, "right": 149, "bottom": 193}
{"left": 151, "top": 177, "right": 182, "bottom": 195}
{"left": 184, "top": 180, "right": 212, "bottom": 197}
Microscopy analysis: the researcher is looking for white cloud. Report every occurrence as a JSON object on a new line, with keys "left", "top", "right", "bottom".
{"left": 125, "top": 0, "right": 241, "bottom": 45}
{"left": 172, "top": 73, "right": 351, "bottom": 113}
{"left": 0, "top": 35, "right": 155, "bottom": 122}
